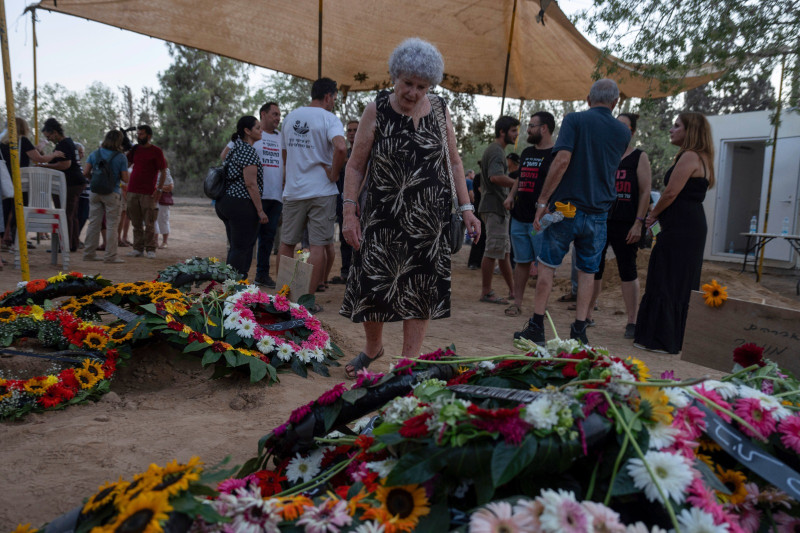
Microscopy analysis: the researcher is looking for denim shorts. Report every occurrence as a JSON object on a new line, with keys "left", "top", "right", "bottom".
{"left": 537, "top": 209, "right": 608, "bottom": 273}
{"left": 509, "top": 217, "right": 541, "bottom": 263}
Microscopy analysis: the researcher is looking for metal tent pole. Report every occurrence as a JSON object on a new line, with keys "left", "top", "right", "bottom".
{"left": 499, "top": 0, "right": 518, "bottom": 116}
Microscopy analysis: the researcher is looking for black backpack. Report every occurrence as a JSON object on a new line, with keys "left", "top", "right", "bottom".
{"left": 90, "top": 150, "right": 122, "bottom": 194}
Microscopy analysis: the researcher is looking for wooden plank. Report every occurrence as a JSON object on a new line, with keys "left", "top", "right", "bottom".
{"left": 681, "top": 291, "right": 800, "bottom": 376}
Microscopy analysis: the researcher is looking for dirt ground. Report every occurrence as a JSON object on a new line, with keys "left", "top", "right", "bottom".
{"left": 2, "top": 199, "right": 799, "bottom": 529}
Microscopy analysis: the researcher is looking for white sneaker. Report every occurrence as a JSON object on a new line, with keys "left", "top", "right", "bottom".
{"left": 145, "top": 251, "right": 156, "bottom": 259}
{"left": 127, "top": 250, "right": 143, "bottom": 257}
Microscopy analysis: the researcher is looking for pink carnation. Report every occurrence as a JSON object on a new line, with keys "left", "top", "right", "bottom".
{"left": 394, "top": 358, "right": 416, "bottom": 375}
{"left": 778, "top": 414, "right": 800, "bottom": 453}
{"left": 273, "top": 294, "right": 290, "bottom": 311}
{"left": 272, "top": 422, "right": 288, "bottom": 437}
{"left": 734, "top": 397, "right": 777, "bottom": 439}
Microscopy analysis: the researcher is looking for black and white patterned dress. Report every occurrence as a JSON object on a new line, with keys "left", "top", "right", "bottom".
{"left": 340, "top": 91, "right": 453, "bottom": 323}
{"left": 225, "top": 138, "right": 263, "bottom": 198}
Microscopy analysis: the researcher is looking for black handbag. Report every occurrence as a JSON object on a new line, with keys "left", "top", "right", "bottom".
{"left": 203, "top": 164, "right": 226, "bottom": 200}
{"left": 429, "top": 94, "right": 465, "bottom": 254}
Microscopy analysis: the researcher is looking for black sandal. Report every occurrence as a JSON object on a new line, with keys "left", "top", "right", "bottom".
{"left": 345, "top": 347, "right": 385, "bottom": 379}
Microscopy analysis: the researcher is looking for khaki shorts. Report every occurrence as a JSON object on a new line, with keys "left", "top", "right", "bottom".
{"left": 281, "top": 194, "right": 337, "bottom": 246}
{"left": 483, "top": 212, "right": 510, "bottom": 260}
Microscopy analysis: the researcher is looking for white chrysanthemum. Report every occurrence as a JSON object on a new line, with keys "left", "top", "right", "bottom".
{"left": 285, "top": 452, "right": 322, "bottom": 483}
{"left": 523, "top": 396, "right": 560, "bottom": 430}
{"left": 366, "top": 458, "right": 397, "bottom": 478}
{"left": 382, "top": 395, "right": 420, "bottom": 424}
{"left": 608, "top": 362, "right": 635, "bottom": 397}
{"left": 676, "top": 507, "right": 728, "bottom": 533}
{"left": 701, "top": 380, "right": 738, "bottom": 400}
{"left": 257, "top": 336, "right": 276, "bottom": 354}
{"left": 478, "top": 360, "right": 496, "bottom": 370}
{"left": 276, "top": 344, "right": 294, "bottom": 362}
{"left": 235, "top": 318, "right": 257, "bottom": 339}
{"left": 312, "top": 348, "right": 325, "bottom": 362}
{"left": 625, "top": 450, "right": 693, "bottom": 504}
{"left": 663, "top": 387, "right": 691, "bottom": 408}
{"left": 647, "top": 423, "right": 679, "bottom": 450}
{"left": 738, "top": 385, "right": 791, "bottom": 420}
{"left": 223, "top": 315, "right": 240, "bottom": 330}
{"left": 351, "top": 522, "right": 386, "bottom": 533}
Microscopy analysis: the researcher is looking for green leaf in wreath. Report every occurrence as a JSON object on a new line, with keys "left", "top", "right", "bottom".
{"left": 310, "top": 361, "right": 330, "bottom": 377}
{"left": 248, "top": 358, "right": 269, "bottom": 383}
{"left": 297, "top": 293, "right": 315, "bottom": 310}
{"left": 322, "top": 403, "right": 343, "bottom": 432}
{"left": 225, "top": 330, "right": 242, "bottom": 346}
{"left": 414, "top": 502, "right": 450, "bottom": 533}
{"left": 210, "top": 365, "right": 233, "bottom": 380}
{"left": 290, "top": 357, "right": 308, "bottom": 378}
{"left": 491, "top": 437, "right": 539, "bottom": 487}
{"left": 184, "top": 341, "right": 209, "bottom": 353}
{"left": 385, "top": 446, "right": 449, "bottom": 485}
{"left": 139, "top": 303, "right": 158, "bottom": 314}
{"left": 341, "top": 388, "right": 367, "bottom": 404}
{"left": 201, "top": 351, "right": 222, "bottom": 366}
{"left": 224, "top": 351, "right": 238, "bottom": 367}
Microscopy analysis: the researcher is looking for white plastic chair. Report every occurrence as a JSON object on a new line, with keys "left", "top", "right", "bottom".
{"left": 13, "top": 167, "right": 70, "bottom": 269}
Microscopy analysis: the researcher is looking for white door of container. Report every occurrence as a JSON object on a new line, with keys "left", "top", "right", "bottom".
{"left": 759, "top": 136, "right": 800, "bottom": 262}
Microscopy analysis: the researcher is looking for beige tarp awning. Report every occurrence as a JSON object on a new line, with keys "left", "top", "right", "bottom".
{"left": 32, "top": 0, "right": 718, "bottom": 101}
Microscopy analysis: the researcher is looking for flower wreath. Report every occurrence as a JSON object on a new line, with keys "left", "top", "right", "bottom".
{"left": 59, "top": 280, "right": 191, "bottom": 323}
{"left": 0, "top": 272, "right": 111, "bottom": 307}
{"left": 0, "top": 305, "right": 125, "bottom": 420}
{"left": 139, "top": 284, "right": 342, "bottom": 384}
{"left": 156, "top": 256, "right": 242, "bottom": 290}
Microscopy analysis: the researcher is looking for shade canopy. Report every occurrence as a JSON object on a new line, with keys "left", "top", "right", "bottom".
{"left": 32, "top": 0, "right": 718, "bottom": 101}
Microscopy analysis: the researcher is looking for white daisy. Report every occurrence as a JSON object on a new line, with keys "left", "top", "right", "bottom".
{"left": 312, "top": 348, "right": 325, "bottom": 363}
{"left": 663, "top": 387, "right": 691, "bottom": 408}
{"left": 523, "top": 396, "right": 560, "bottom": 430}
{"left": 235, "top": 318, "right": 257, "bottom": 339}
{"left": 625, "top": 450, "right": 693, "bottom": 504}
{"left": 257, "top": 336, "right": 276, "bottom": 354}
{"left": 223, "top": 315, "right": 240, "bottom": 330}
{"left": 285, "top": 452, "right": 322, "bottom": 483}
{"left": 276, "top": 344, "right": 294, "bottom": 362}
{"left": 676, "top": 507, "right": 729, "bottom": 533}
{"left": 647, "top": 423, "right": 679, "bottom": 450}
{"left": 298, "top": 349, "right": 313, "bottom": 364}
{"left": 478, "top": 360, "right": 496, "bottom": 370}
{"left": 365, "top": 458, "right": 397, "bottom": 478}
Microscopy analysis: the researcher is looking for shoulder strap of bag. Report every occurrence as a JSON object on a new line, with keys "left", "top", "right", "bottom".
{"left": 428, "top": 94, "right": 458, "bottom": 213}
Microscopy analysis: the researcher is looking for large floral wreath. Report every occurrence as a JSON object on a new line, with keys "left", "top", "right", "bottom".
{"left": 0, "top": 304, "right": 124, "bottom": 420}
{"left": 0, "top": 272, "right": 110, "bottom": 307}
{"left": 156, "top": 256, "right": 242, "bottom": 290}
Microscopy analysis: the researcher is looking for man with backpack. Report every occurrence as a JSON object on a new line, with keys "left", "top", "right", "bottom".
{"left": 126, "top": 124, "right": 167, "bottom": 259}
{"left": 82, "top": 130, "right": 129, "bottom": 263}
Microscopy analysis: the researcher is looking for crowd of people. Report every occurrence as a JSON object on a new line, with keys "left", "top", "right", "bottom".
{"left": 1, "top": 38, "right": 713, "bottom": 363}
{"left": 0, "top": 119, "right": 175, "bottom": 265}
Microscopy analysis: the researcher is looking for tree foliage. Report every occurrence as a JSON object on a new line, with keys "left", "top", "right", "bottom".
{"left": 576, "top": 0, "right": 799, "bottom": 95}
{"left": 155, "top": 44, "right": 252, "bottom": 187}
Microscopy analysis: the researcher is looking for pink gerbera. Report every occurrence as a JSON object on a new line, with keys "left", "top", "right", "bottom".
{"left": 673, "top": 405, "right": 707, "bottom": 440}
{"left": 469, "top": 501, "right": 533, "bottom": 533}
{"left": 687, "top": 478, "right": 718, "bottom": 510}
{"left": 540, "top": 497, "right": 592, "bottom": 533}
{"left": 778, "top": 415, "right": 800, "bottom": 453}
{"left": 774, "top": 512, "right": 800, "bottom": 533}
{"left": 694, "top": 385, "right": 732, "bottom": 422}
{"left": 581, "top": 501, "right": 626, "bottom": 533}
{"left": 734, "top": 398, "right": 777, "bottom": 439}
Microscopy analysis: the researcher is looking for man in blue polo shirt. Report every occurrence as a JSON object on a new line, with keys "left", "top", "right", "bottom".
{"left": 515, "top": 79, "right": 631, "bottom": 346}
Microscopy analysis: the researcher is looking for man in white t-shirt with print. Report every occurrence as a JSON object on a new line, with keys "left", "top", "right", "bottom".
{"left": 221, "top": 102, "right": 284, "bottom": 288}
{"left": 279, "top": 78, "right": 347, "bottom": 310}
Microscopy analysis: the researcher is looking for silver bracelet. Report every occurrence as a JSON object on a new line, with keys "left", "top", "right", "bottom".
{"left": 343, "top": 199, "right": 358, "bottom": 206}
{"left": 458, "top": 203, "right": 475, "bottom": 213}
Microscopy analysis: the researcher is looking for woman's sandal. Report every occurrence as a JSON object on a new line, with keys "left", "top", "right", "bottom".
{"left": 504, "top": 304, "right": 521, "bottom": 317}
{"left": 345, "top": 347, "right": 385, "bottom": 379}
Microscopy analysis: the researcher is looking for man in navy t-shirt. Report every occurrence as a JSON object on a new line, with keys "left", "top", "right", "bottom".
{"left": 515, "top": 79, "right": 631, "bottom": 346}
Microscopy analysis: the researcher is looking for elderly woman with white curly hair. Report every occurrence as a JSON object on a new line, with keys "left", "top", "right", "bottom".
{"left": 339, "top": 38, "right": 480, "bottom": 378}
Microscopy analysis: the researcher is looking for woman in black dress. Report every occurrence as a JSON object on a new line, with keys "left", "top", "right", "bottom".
{"left": 339, "top": 38, "right": 480, "bottom": 378}
{"left": 634, "top": 112, "right": 715, "bottom": 354}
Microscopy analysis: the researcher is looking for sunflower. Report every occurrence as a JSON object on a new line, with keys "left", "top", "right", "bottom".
{"left": 10, "top": 524, "right": 39, "bottom": 533}
{"left": 362, "top": 506, "right": 415, "bottom": 533}
{"left": 94, "top": 287, "right": 117, "bottom": 298}
{"left": 108, "top": 325, "right": 135, "bottom": 343}
{"left": 82, "top": 359, "right": 106, "bottom": 379}
{"left": 702, "top": 279, "right": 728, "bottom": 307}
{"left": 626, "top": 357, "right": 651, "bottom": 380}
{"left": 0, "top": 308, "right": 17, "bottom": 323}
{"left": 278, "top": 284, "right": 290, "bottom": 297}
{"left": 82, "top": 479, "right": 127, "bottom": 514}
{"left": 74, "top": 368, "right": 101, "bottom": 390}
{"left": 83, "top": 332, "right": 109, "bottom": 351}
{"left": 159, "top": 287, "right": 183, "bottom": 298}
{"left": 0, "top": 378, "right": 13, "bottom": 401}
{"left": 23, "top": 377, "right": 52, "bottom": 396}
{"left": 374, "top": 482, "right": 431, "bottom": 529}
{"left": 163, "top": 300, "right": 188, "bottom": 316}
{"left": 635, "top": 386, "right": 673, "bottom": 425}
{"left": 101, "top": 491, "right": 172, "bottom": 533}
{"left": 695, "top": 452, "right": 714, "bottom": 470}
{"left": 715, "top": 466, "right": 748, "bottom": 504}
{"left": 115, "top": 283, "right": 139, "bottom": 296}
{"left": 146, "top": 457, "right": 203, "bottom": 498}
{"left": 698, "top": 437, "right": 722, "bottom": 453}
{"left": 74, "top": 296, "right": 94, "bottom": 307}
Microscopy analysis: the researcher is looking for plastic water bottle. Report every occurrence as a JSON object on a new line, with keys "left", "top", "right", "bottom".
{"left": 749, "top": 215, "right": 757, "bottom": 234}
{"left": 728, "top": 241, "right": 734, "bottom": 253}
{"left": 782, "top": 217, "right": 790, "bottom": 235}
{"left": 540, "top": 211, "right": 565, "bottom": 230}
